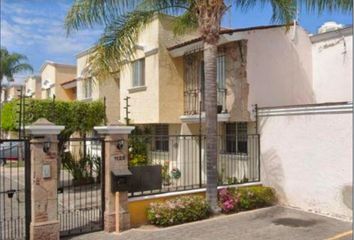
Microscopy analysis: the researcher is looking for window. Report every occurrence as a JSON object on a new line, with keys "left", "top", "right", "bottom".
{"left": 237, "top": 122, "right": 248, "bottom": 154}
{"left": 132, "top": 58, "right": 145, "bottom": 87}
{"left": 83, "top": 77, "right": 93, "bottom": 99}
{"left": 224, "top": 122, "right": 248, "bottom": 154}
{"left": 217, "top": 55, "right": 225, "bottom": 89}
{"left": 154, "top": 124, "right": 169, "bottom": 152}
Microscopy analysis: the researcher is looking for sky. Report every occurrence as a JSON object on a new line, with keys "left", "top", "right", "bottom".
{"left": 0, "top": 0, "right": 352, "bottom": 83}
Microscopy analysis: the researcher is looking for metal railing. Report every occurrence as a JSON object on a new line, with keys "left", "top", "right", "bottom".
{"left": 183, "top": 88, "right": 227, "bottom": 115}
{"left": 128, "top": 134, "right": 260, "bottom": 197}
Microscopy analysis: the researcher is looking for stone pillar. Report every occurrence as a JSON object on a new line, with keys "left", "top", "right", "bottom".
{"left": 25, "top": 118, "right": 65, "bottom": 240}
{"left": 94, "top": 123, "right": 135, "bottom": 233}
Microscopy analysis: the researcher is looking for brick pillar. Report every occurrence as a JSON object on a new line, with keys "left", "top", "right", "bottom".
{"left": 25, "top": 118, "right": 64, "bottom": 240}
{"left": 94, "top": 123, "right": 135, "bottom": 233}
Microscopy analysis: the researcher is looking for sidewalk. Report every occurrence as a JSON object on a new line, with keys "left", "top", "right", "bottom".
{"left": 62, "top": 206, "right": 352, "bottom": 240}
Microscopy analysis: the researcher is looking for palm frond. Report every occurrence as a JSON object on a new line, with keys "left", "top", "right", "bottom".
{"left": 234, "top": 0, "right": 297, "bottom": 24}
{"left": 11, "top": 63, "right": 33, "bottom": 75}
{"left": 301, "top": 0, "right": 352, "bottom": 13}
{"left": 172, "top": 10, "right": 198, "bottom": 35}
{"left": 88, "top": 10, "right": 156, "bottom": 78}
{"left": 64, "top": 0, "right": 142, "bottom": 34}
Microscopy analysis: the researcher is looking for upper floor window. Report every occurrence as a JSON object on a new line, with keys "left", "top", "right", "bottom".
{"left": 132, "top": 58, "right": 145, "bottom": 87}
{"left": 83, "top": 77, "right": 93, "bottom": 99}
{"left": 217, "top": 55, "right": 225, "bottom": 89}
{"left": 224, "top": 122, "right": 248, "bottom": 154}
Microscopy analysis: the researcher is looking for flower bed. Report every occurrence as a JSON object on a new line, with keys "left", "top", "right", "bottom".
{"left": 146, "top": 186, "right": 277, "bottom": 227}
{"left": 147, "top": 195, "right": 209, "bottom": 226}
{"left": 219, "top": 186, "right": 277, "bottom": 213}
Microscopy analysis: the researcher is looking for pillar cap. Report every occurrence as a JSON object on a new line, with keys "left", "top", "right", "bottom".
{"left": 25, "top": 118, "right": 65, "bottom": 135}
{"left": 94, "top": 123, "right": 135, "bottom": 135}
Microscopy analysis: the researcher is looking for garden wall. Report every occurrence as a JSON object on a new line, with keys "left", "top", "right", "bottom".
{"left": 258, "top": 102, "right": 352, "bottom": 221}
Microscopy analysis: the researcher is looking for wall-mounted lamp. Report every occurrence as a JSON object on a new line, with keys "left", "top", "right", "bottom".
{"left": 116, "top": 139, "right": 125, "bottom": 150}
{"left": 43, "top": 142, "right": 51, "bottom": 154}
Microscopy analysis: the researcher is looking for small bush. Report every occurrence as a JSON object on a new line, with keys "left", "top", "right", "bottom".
{"left": 219, "top": 186, "right": 276, "bottom": 213}
{"left": 147, "top": 195, "right": 209, "bottom": 226}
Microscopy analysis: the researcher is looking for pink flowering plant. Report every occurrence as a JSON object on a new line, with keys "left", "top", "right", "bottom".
{"left": 218, "top": 186, "right": 277, "bottom": 213}
{"left": 147, "top": 195, "right": 209, "bottom": 226}
{"left": 218, "top": 188, "right": 239, "bottom": 213}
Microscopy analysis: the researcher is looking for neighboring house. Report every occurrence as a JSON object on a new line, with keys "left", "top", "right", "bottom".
{"left": 1, "top": 84, "right": 23, "bottom": 103}
{"left": 76, "top": 49, "right": 120, "bottom": 125}
{"left": 24, "top": 75, "right": 42, "bottom": 99}
{"left": 40, "top": 61, "right": 77, "bottom": 101}
{"left": 311, "top": 23, "right": 352, "bottom": 102}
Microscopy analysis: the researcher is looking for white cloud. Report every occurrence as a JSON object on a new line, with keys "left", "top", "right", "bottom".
{"left": 1, "top": 1, "right": 102, "bottom": 55}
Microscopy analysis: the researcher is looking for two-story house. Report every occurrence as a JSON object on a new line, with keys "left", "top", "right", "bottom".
{"left": 40, "top": 61, "right": 77, "bottom": 101}
{"left": 75, "top": 49, "right": 120, "bottom": 125}
{"left": 1, "top": 84, "right": 24, "bottom": 103}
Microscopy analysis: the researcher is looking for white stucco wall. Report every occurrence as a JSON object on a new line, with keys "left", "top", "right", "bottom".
{"left": 247, "top": 26, "right": 315, "bottom": 109}
{"left": 259, "top": 105, "right": 352, "bottom": 221}
{"left": 311, "top": 28, "right": 353, "bottom": 103}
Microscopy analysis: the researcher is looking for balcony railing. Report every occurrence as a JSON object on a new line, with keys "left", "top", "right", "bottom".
{"left": 184, "top": 88, "right": 227, "bottom": 115}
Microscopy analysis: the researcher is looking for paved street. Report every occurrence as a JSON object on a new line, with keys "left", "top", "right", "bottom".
{"left": 62, "top": 206, "right": 352, "bottom": 240}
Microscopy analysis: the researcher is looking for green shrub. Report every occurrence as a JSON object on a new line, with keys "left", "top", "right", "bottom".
{"left": 219, "top": 186, "right": 277, "bottom": 213}
{"left": 236, "top": 186, "right": 276, "bottom": 210}
{"left": 147, "top": 195, "right": 209, "bottom": 226}
{"left": 1, "top": 99, "right": 105, "bottom": 137}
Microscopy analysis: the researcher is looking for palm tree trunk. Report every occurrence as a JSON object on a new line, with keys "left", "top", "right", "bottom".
{"left": 204, "top": 42, "right": 219, "bottom": 212}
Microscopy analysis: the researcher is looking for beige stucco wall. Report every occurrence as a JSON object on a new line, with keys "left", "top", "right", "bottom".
{"left": 40, "top": 63, "right": 76, "bottom": 101}
{"left": 99, "top": 76, "right": 120, "bottom": 124}
{"left": 247, "top": 27, "right": 314, "bottom": 109}
{"left": 312, "top": 32, "right": 352, "bottom": 102}
{"left": 55, "top": 67, "right": 76, "bottom": 101}
{"left": 158, "top": 18, "right": 185, "bottom": 123}
{"left": 25, "top": 76, "right": 41, "bottom": 99}
{"left": 119, "top": 16, "right": 184, "bottom": 124}
{"left": 41, "top": 64, "right": 56, "bottom": 99}
{"left": 76, "top": 52, "right": 120, "bottom": 124}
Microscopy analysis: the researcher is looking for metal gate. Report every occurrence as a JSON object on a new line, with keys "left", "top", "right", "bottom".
{"left": 58, "top": 138, "right": 105, "bottom": 237}
{"left": 0, "top": 139, "right": 30, "bottom": 240}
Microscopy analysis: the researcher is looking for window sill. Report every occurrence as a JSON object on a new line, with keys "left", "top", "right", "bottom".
{"left": 128, "top": 86, "right": 147, "bottom": 93}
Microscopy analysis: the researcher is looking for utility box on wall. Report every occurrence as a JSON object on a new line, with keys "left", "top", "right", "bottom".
{"left": 111, "top": 169, "right": 132, "bottom": 192}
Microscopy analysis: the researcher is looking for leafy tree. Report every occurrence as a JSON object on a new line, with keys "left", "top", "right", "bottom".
{"left": 0, "top": 47, "right": 33, "bottom": 137}
{"left": 64, "top": 0, "right": 352, "bottom": 211}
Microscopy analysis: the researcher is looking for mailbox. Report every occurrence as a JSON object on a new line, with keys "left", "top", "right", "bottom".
{"left": 111, "top": 169, "right": 132, "bottom": 192}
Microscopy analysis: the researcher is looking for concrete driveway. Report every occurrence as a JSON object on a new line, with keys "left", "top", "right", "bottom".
{"left": 62, "top": 206, "right": 352, "bottom": 240}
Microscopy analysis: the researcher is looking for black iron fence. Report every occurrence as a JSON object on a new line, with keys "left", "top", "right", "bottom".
{"left": 128, "top": 134, "right": 260, "bottom": 197}
{"left": 184, "top": 88, "right": 227, "bottom": 115}
{"left": 0, "top": 139, "right": 30, "bottom": 240}
{"left": 58, "top": 138, "right": 104, "bottom": 237}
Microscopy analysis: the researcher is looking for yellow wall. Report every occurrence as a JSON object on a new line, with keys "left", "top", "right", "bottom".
{"left": 55, "top": 67, "right": 76, "bottom": 101}
{"left": 119, "top": 16, "right": 188, "bottom": 124}
{"left": 40, "top": 63, "right": 76, "bottom": 101}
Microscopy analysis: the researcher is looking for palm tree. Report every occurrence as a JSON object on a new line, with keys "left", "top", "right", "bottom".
{"left": 65, "top": 0, "right": 352, "bottom": 212}
{"left": 0, "top": 47, "right": 33, "bottom": 138}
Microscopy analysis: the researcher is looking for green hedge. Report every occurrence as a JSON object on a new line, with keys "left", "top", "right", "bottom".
{"left": 1, "top": 99, "right": 105, "bottom": 137}
{"left": 147, "top": 195, "right": 209, "bottom": 226}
